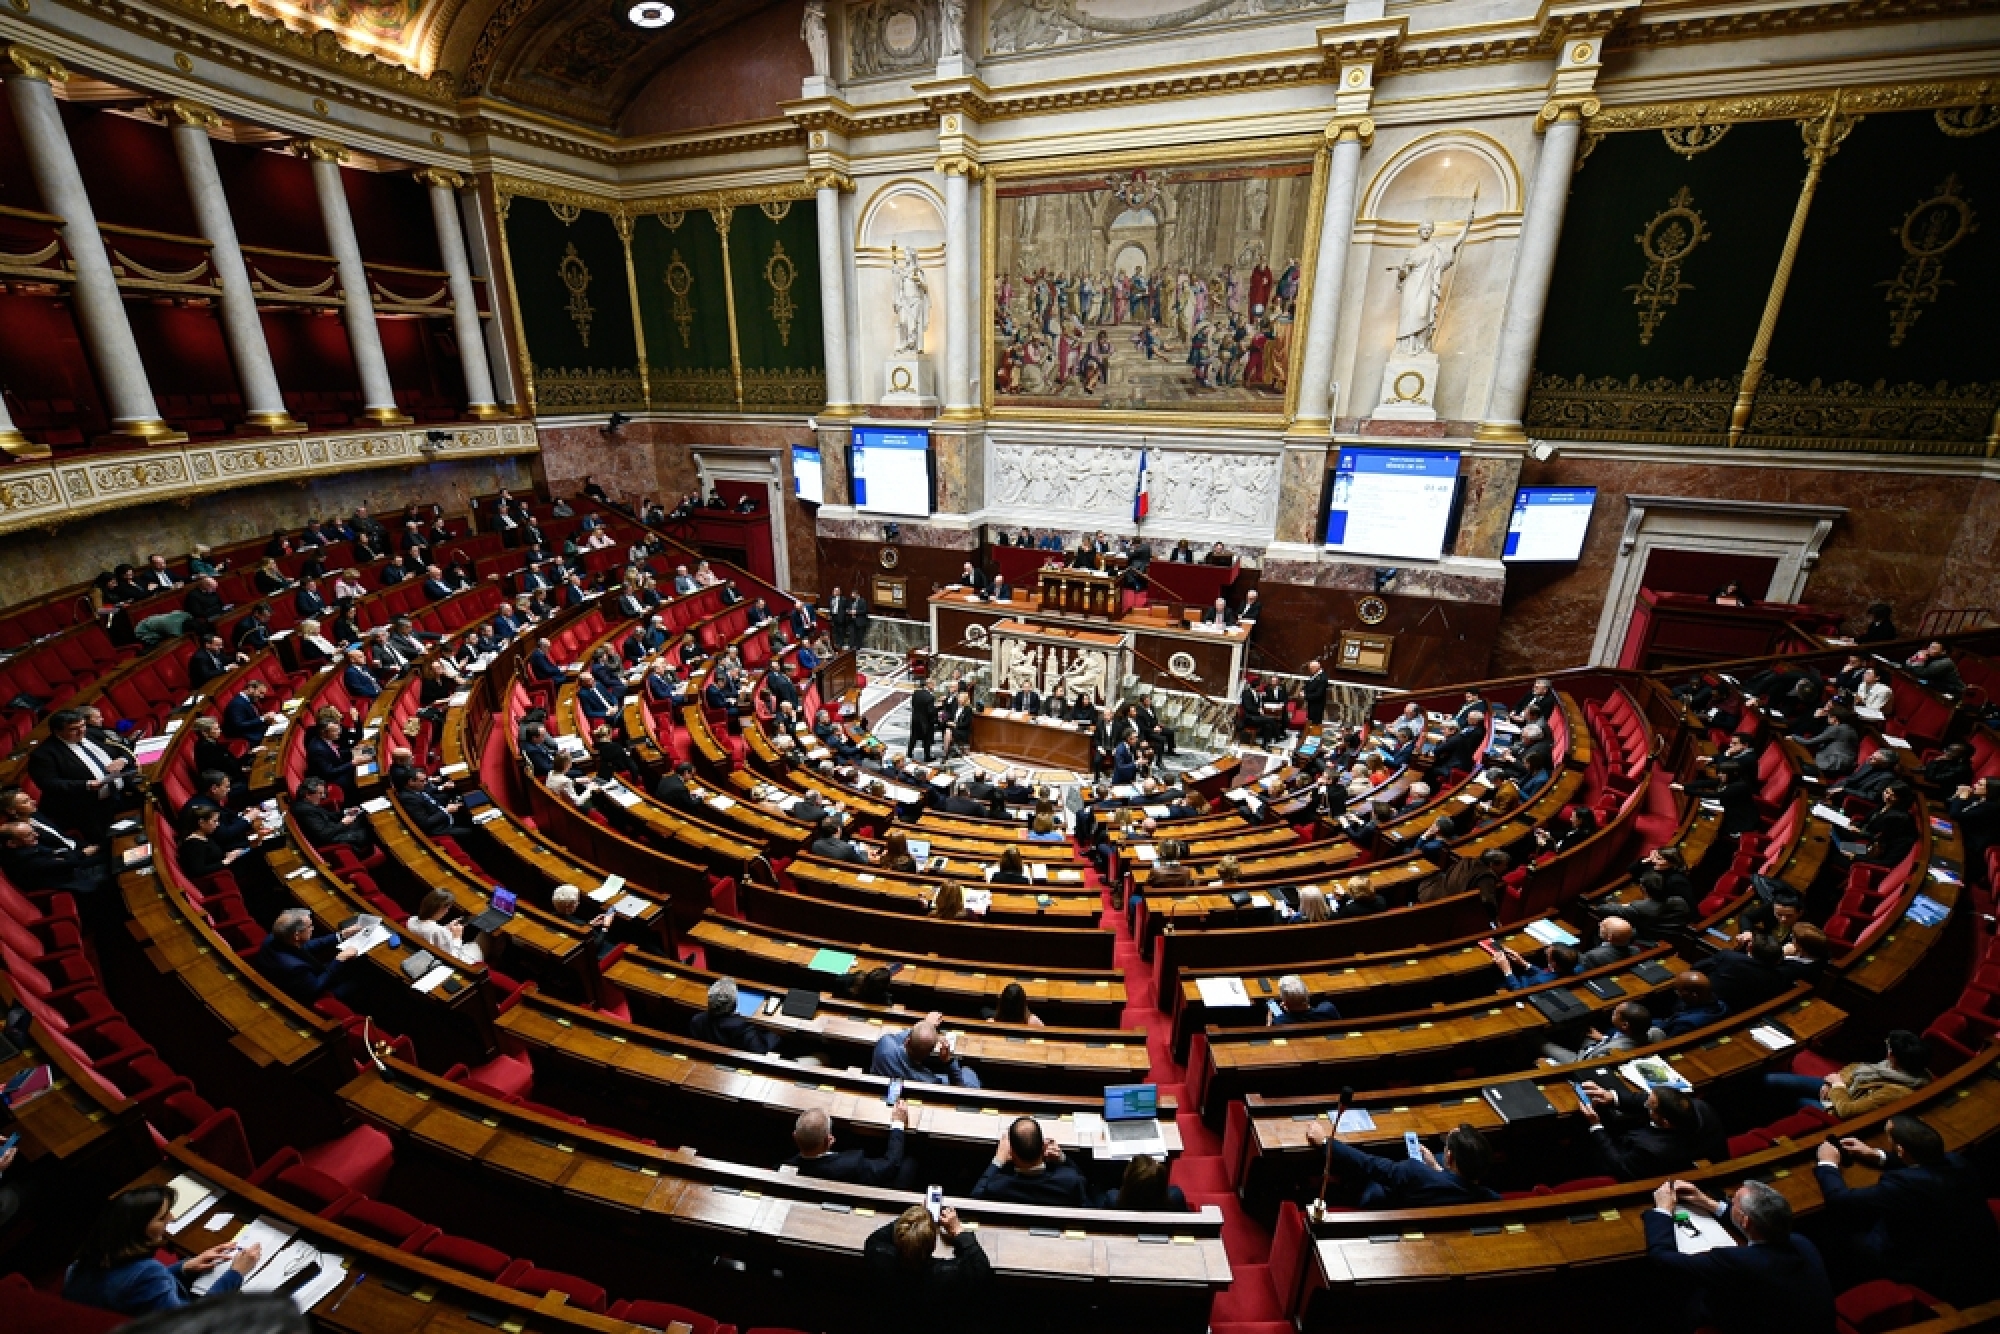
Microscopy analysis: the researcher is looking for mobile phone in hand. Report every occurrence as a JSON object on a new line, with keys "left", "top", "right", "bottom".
{"left": 925, "top": 1184, "right": 943, "bottom": 1220}
{"left": 886, "top": 1079, "right": 903, "bottom": 1107}
{"left": 1403, "top": 1131, "right": 1423, "bottom": 1161}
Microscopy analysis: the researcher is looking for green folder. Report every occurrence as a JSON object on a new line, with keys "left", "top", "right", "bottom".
{"left": 807, "top": 948, "right": 856, "bottom": 975}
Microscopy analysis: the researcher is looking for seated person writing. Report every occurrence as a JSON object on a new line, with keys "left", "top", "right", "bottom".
{"left": 1303, "top": 1122, "right": 1500, "bottom": 1207}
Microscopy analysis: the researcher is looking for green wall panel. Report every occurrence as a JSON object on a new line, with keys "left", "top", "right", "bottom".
{"left": 632, "top": 208, "right": 736, "bottom": 411}
{"left": 503, "top": 197, "right": 642, "bottom": 413}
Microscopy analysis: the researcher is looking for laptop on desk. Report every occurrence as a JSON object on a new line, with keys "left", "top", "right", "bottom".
{"left": 1100, "top": 1083, "right": 1167, "bottom": 1159}
{"left": 467, "top": 886, "right": 516, "bottom": 939}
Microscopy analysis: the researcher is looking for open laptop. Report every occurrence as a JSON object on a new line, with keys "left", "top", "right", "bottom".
{"left": 467, "top": 886, "right": 516, "bottom": 939}
{"left": 1100, "top": 1083, "right": 1166, "bottom": 1159}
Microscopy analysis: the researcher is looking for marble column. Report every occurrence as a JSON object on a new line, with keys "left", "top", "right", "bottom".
{"left": 301, "top": 139, "right": 409, "bottom": 425}
{"left": 811, "top": 173, "right": 856, "bottom": 415}
{"left": 1291, "top": 122, "right": 1369, "bottom": 434}
{"left": 418, "top": 168, "right": 503, "bottom": 420}
{"left": 1475, "top": 99, "right": 1594, "bottom": 445}
{"left": 158, "top": 99, "right": 303, "bottom": 434}
{"left": 940, "top": 162, "right": 977, "bottom": 418}
{"left": 5, "top": 46, "right": 183, "bottom": 444}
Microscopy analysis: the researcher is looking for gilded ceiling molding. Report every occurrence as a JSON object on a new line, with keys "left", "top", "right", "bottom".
{"left": 1609, "top": 0, "right": 2000, "bottom": 51}
{"left": 491, "top": 173, "right": 818, "bottom": 217}
{"left": 804, "top": 168, "right": 857, "bottom": 192}
{"left": 412, "top": 165, "right": 465, "bottom": 189}
{"left": 7, "top": 43, "right": 71, "bottom": 81}
{"left": 1590, "top": 78, "right": 1998, "bottom": 131}
{"left": 119, "top": 0, "right": 457, "bottom": 99}
{"left": 146, "top": 96, "right": 223, "bottom": 128}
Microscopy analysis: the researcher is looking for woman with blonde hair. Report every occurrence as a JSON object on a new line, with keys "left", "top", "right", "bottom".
{"left": 931, "top": 878, "right": 966, "bottom": 920}
{"left": 883, "top": 828, "right": 917, "bottom": 873}
{"left": 1295, "top": 884, "right": 1331, "bottom": 923}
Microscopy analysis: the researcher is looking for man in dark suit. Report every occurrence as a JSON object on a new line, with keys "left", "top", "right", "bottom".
{"left": 989, "top": 574, "right": 1012, "bottom": 603}
{"left": 939, "top": 691, "right": 974, "bottom": 762}
{"left": 1303, "top": 1122, "right": 1499, "bottom": 1208}
{"left": 810, "top": 817, "right": 871, "bottom": 864}
{"left": 216, "top": 678, "right": 272, "bottom": 743}
{"left": 394, "top": 768, "right": 471, "bottom": 840}
{"left": 0, "top": 820, "right": 108, "bottom": 895}
{"left": 957, "top": 561, "right": 988, "bottom": 595}
{"left": 1813, "top": 1115, "right": 2000, "bottom": 1307}
{"left": 969, "top": 1118, "right": 1095, "bottom": 1207}
{"left": 421, "top": 565, "right": 455, "bottom": 601}
{"left": 786, "top": 600, "right": 816, "bottom": 642}
{"left": 1643, "top": 1178, "right": 1834, "bottom": 1334}
{"left": 1300, "top": 659, "right": 1329, "bottom": 725}
{"left": 842, "top": 589, "right": 870, "bottom": 649}
{"left": 687, "top": 977, "right": 782, "bottom": 1053}
{"left": 1009, "top": 686, "right": 1043, "bottom": 715}
{"left": 1201, "top": 596, "right": 1236, "bottom": 627}
{"left": 519, "top": 723, "right": 557, "bottom": 778}
{"left": 1110, "top": 737, "right": 1138, "bottom": 785}
{"left": 1239, "top": 679, "right": 1282, "bottom": 746}
{"left": 231, "top": 603, "right": 273, "bottom": 652}
{"left": 764, "top": 667, "right": 801, "bottom": 713}
{"left": 577, "top": 677, "right": 618, "bottom": 726}
{"left": 188, "top": 633, "right": 239, "bottom": 690}
{"left": 519, "top": 560, "right": 556, "bottom": 596}
{"left": 182, "top": 577, "right": 227, "bottom": 628}
{"left": 785, "top": 1105, "right": 918, "bottom": 1188}
{"left": 378, "top": 555, "right": 409, "bottom": 586}
{"left": 654, "top": 762, "right": 704, "bottom": 817}
{"left": 525, "top": 638, "right": 567, "bottom": 684}
{"left": 340, "top": 649, "right": 382, "bottom": 702}
{"left": 254, "top": 907, "right": 363, "bottom": 1005}
{"left": 293, "top": 578, "right": 327, "bottom": 619}
{"left": 907, "top": 683, "right": 938, "bottom": 761}
{"left": 1578, "top": 1083, "right": 1724, "bottom": 1181}
{"left": 290, "top": 776, "right": 376, "bottom": 855}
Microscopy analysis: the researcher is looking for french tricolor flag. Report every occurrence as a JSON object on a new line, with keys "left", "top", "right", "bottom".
{"left": 1133, "top": 449, "right": 1151, "bottom": 523}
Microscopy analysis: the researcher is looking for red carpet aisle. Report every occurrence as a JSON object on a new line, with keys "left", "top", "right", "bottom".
{"left": 1086, "top": 860, "right": 1289, "bottom": 1330}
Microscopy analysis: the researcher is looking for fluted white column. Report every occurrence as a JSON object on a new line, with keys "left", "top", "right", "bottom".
{"left": 301, "top": 139, "right": 408, "bottom": 425}
{"left": 159, "top": 99, "right": 302, "bottom": 434}
{"left": 812, "top": 175, "right": 856, "bottom": 414}
{"left": 941, "top": 163, "right": 976, "bottom": 416}
{"left": 418, "top": 168, "right": 502, "bottom": 419}
{"left": 5, "top": 46, "right": 181, "bottom": 444}
{"left": 1291, "top": 123, "right": 1369, "bottom": 434}
{"left": 1476, "top": 104, "right": 1590, "bottom": 444}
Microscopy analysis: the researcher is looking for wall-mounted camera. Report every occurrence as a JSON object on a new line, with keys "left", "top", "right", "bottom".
{"left": 1373, "top": 567, "right": 1398, "bottom": 593}
{"left": 883, "top": 522, "right": 901, "bottom": 543}
{"left": 602, "top": 412, "right": 630, "bottom": 437}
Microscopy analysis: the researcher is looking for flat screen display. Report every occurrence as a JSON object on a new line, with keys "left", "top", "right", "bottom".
{"left": 1504, "top": 486, "right": 1598, "bottom": 562}
{"left": 1323, "top": 447, "right": 1462, "bottom": 561}
{"left": 852, "top": 427, "right": 932, "bottom": 517}
{"left": 791, "top": 444, "right": 823, "bottom": 505}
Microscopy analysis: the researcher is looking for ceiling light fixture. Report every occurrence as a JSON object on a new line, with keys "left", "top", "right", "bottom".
{"left": 628, "top": 1, "right": 674, "bottom": 27}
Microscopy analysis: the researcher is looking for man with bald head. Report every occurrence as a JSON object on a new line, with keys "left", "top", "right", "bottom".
{"left": 1579, "top": 915, "right": 1639, "bottom": 970}
{"left": 869, "top": 1012, "right": 981, "bottom": 1087}
{"left": 783, "top": 1104, "right": 918, "bottom": 1188}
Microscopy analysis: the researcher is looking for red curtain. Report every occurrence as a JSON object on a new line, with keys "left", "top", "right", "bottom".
{"left": 61, "top": 105, "right": 200, "bottom": 237}
{"left": 1639, "top": 548, "right": 1779, "bottom": 600}
{"left": 215, "top": 141, "right": 328, "bottom": 255}
{"left": 0, "top": 291, "right": 108, "bottom": 437}
{"left": 343, "top": 169, "right": 442, "bottom": 271}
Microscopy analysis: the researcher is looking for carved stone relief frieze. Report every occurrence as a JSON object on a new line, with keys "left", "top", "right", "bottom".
{"left": 986, "top": 0, "right": 1329, "bottom": 56}
{"left": 846, "top": 0, "right": 940, "bottom": 78}
{"left": 986, "top": 441, "right": 1281, "bottom": 534}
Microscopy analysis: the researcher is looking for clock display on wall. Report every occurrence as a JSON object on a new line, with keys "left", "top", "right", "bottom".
{"left": 1356, "top": 595, "right": 1390, "bottom": 625}
{"left": 878, "top": 546, "right": 900, "bottom": 569}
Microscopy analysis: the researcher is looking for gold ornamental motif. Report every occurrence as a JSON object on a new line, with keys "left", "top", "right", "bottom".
{"left": 764, "top": 240, "right": 798, "bottom": 348}
{"left": 1878, "top": 175, "right": 1978, "bottom": 347}
{"left": 665, "top": 249, "right": 696, "bottom": 349}
{"left": 548, "top": 200, "right": 582, "bottom": 226}
{"left": 1627, "top": 186, "right": 1710, "bottom": 344}
{"left": 660, "top": 210, "right": 686, "bottom": 232}
{"left": 558, "top": 242, "right": 595, "bottom": 348}
{"left": 1935, "top": 104, "right": 2000, "bottom": 137}
{"left": 1661, "top": 122, "right": 1729, "bottom": 157}
{"left": 759, "top": 201, "right": 793, "bottom": 223}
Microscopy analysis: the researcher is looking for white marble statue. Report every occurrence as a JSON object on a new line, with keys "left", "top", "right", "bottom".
{"left": 1390, "top": 221, "right": 1453, "bottom": 357}
{"left": 889, "top": 244, "right": 932, "bottom": 356}
{"left": 940, "top": 0, "right": 966, "bottom": 57}
{"left": 801, "top": 1, "right": 831, "bottom": 79}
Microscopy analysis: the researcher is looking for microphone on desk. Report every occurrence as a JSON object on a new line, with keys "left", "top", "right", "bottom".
{"left": 1312, "top": 1085, "right": 1354, "bottom": 1222}
{"left": 362, "top": 1016, "right": 391, "bottom": 1080}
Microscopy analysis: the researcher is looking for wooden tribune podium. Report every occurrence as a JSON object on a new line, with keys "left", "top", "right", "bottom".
{"left": 1038, "top": 566, "right": 1120, "bottom": 618}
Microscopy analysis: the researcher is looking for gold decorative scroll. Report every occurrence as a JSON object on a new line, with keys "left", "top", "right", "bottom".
{"left": 0, "top": 240, "right": 62, "bottom": 269}
{"left": 251, "top": 266, "right": 337, "bottom": 298}
{"left": 1627, "top": 186, "right": 1709, "bottom": 344}
{"left": 1877, "top": 174, "right": 1977, "bottom": 347}
{"left": 548, "top": 200, "right": 583, "bottom": 226}
{"left": 558, "top": 242, "right": 594, "bottom": 348}
{"left": 759, "top": 200, "right": 792, "bottom": 223}
{"left": 660, "top": 210, "right": 686, "bottom": 232}
{"left": 370, "top": 280, "right": 451, "bottom": 308}
{"left": 666, "top": 249, "right": 695, "bottom": 348}
{"left": 764, "top": 239, "right": 797, "bottom": 349}
{"left": 111, "top": 250, "right": 213, "bottom": 286}
{"left": 1588, "top": 78, "right": 1996, "bottom": 133}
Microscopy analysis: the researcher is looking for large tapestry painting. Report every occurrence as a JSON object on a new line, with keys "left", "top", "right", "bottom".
{"left": 989, "top": 158, "right": 1315, "bottom": 414}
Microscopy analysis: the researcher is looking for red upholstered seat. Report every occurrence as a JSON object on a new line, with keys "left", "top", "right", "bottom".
{"left": 416, "top": 1232, "right": 512, "bottom": 1280}
{"left": 185, "top": 1108, "right": 257, "bottom": 1178}
{"left": 268, "top": 1163, "right": 356, "bottom": 1212}
{"left": 1834, "top": 1280, "right": 1941, "bottom": 1334}
{"left": 0, "top": 1272, "right": 126, "bottom": 1334}
{"left": 325, "top": 1197, "right": 435, "bottom": 1248}
{"left": 1764, "top": 1107, "right": 1836, "bottom": 1141}
{"left": 452, "top": 1051, "right": 535, "bottom": 1101}
{"left": 499, "top": 1262, "right": 608, "bottom": 1313}
{"left": 606, "top": 1300, "right": 733, "bottom": 1334}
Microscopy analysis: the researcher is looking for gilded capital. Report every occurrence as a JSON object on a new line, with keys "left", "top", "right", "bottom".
{"left": 296, "top": 137, "right": 349, "bottom": 164}
{"left": 805, "top": 168, "right": 855, "bottom": 193}
{"left": 414, "top": 166, "right": 466, "bottom": 191}
{"left": 6, "top": 43, "right": 69, "bottom": 83}
{"left": 149, "top": 97, "right": 222, "bottom": 130}
{"left": 1536, "top": 95, "right": 1601, "bottom": 131}
{"left": 934, "top": 155, "right": 985, "bottom": 180}
{"left": 1325, "top": 114, "right": 1375, "bottom": 147}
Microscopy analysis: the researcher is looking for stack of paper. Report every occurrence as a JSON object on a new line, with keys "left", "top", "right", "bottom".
{"left": 1195, "top": 977, "right": 1252, "bottom": 1008}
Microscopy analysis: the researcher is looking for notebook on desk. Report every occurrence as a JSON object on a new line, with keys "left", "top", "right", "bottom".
{"left": 1100, "top": 1083, "right": 1166, "bottom": 1159}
